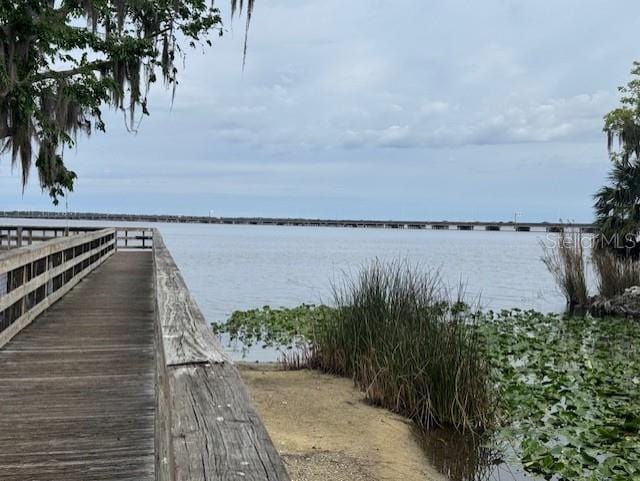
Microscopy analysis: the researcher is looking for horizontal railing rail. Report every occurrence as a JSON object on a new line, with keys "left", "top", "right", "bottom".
{"left": 152, "top": 229, "right": 290, "bottom": 481}
{"left": 0, "top": 228, "right": 117, "bottom": 348}
{"left": 117, "top": 227, "right": 153, "bottom": 250}
{"left": 0, "top": 225, "right": 153, "bottom": 250}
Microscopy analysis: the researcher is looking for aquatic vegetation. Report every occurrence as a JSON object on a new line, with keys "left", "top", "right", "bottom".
{"left": 592, "top": 249, "right": 640, "bottom": 298}
{"left": 481, "top": 310, "right": 640, "bottom": 481}
{"left": 415, "top": 427, "right": 505, "bottom": 481}
{"left": 218, "top": 306, "right": 640, "bottom": 481}
{"left": 541, "top": 230, "right": 589, "bottom": 308}
{"left": 312, "top": 260, "right": 495, "bottom": 432}
{"left": 212, "top": 304, "right": 329, "bottom": 356}
{"left": 217, "top": 260, "right": 496, "bottom": 432}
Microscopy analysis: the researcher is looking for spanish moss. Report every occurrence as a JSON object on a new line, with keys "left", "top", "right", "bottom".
{"left": 0, "top": 0, "right": 253, "bottom": 203}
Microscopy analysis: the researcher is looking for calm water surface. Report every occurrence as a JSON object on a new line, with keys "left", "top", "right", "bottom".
{"left": 5, "top": 220, "right": 566, "bottom": 308}
{"left": 4, "top": 219, "right": 567, "bottom": 359}
{"left": 160, "top": 224, "right": 565, "bottom": 319}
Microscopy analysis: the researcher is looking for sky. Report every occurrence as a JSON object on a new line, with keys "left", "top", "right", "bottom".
{"left": 1, "top": 0, "right": 638, "bottom": 222}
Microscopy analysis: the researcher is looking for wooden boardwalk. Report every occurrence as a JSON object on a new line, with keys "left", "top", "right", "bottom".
{"left": 0, "top": 252, "right": 156, "bottom": 481}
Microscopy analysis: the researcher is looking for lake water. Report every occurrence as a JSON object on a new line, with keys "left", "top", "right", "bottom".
{"left": 2, "top": 219, "right": 568, "bottom": 360}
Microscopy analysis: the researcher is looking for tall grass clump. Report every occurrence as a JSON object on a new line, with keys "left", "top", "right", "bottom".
{"left": 541, "top": 230, "right": 589, "bottom": 308}
{"left": 309, "top": 259, "right": 495, "bottom": 432}
{"left": 592, "top": 249, "right": 640, "bottom": 297}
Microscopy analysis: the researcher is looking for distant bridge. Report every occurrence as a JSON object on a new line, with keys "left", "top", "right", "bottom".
{"left": 0, "top": 210, "right": 596, "bottom": 234}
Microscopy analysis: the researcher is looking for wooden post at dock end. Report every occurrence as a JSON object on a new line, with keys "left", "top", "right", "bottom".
{"left": 16, "top": 227, "right": 22, "bottom": 248}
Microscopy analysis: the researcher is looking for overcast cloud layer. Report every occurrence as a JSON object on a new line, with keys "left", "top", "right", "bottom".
{"left": 1, "top": 0, "right": 638, "bottom": 221}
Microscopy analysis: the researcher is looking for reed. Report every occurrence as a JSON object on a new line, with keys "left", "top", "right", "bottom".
{"left": 592, "top": 249, "right": 640, "bottom": 298}
{"left": 308, "top": 259, "right": 495, "bottom": 432}
{"left": 541, "top": 230, "right": 589, "bottom": 308}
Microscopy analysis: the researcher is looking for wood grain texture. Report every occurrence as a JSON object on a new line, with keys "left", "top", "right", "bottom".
{"left": 167, "top": 364, "right": 291, "bottom": 481}
{"left": 0, "top": 228, "right": 116, "bottom": 273}
{"left": 153, "top": 229, "right": 291, "bottom": 481}
{"left": 0, "top": 230, "right": 116, "bottom": 348}
{"left": 0, "top": 252, "right": 156, "bottom": 481}
{"left": 0, "top": 245, "right": 114, "bottom": 348}
{"left": 153, "top": 232, "right": 227, "bottom": 366}
{"left": 0, "top": 236, "right": 115, "bottom": 313}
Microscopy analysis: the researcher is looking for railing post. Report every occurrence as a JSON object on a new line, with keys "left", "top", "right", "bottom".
{"left": 16, "top": 227, "right": 22, "bottom": 248}
{"left": 21, "top": 264, "right": 28, "bottom": 315}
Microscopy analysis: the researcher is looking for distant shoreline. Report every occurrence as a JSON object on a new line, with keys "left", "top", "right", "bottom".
{"left": 0, "top": 210, "right": 595, "bottom": 233}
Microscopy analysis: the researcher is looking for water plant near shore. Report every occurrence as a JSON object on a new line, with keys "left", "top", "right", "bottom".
{"left": 213, "top": 304, "right": 329, "bottom": 356}
{"left": 541, "top": 230, "right": 589, "bottom": 308}
{"left": 592, "top": 248, "right": 640, "bottom": 298}
{"left": 216, "top": 260, "right": 496, "bottom": 432}
{"left": 217, "top": 305, "right": 640, "bottom": 481}
{"left": 481, "top": 310, "right": 640, "bottom": 481}
{"left": 311, "top": 260, "right": 494, "bottom": 432}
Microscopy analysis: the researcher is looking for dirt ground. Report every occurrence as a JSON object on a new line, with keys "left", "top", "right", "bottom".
{"left": 239, "top": 364, "right": 445, "bottom": 481}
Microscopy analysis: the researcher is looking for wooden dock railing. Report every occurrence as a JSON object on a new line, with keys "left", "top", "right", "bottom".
{"left": 152, "top": 229, "right": 290, "bottom": 481}
{"left": 0, "top": 225, "right": 153, "bottom": 250}
{"left": 0, "top": 228, "right": 116, "bottom": 348}
{"left": 0, "top": 227, "right": 290, "bottom": 480}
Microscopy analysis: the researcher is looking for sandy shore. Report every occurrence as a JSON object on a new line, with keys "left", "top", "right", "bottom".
{"left": 239, "top": 364, "right": 444, "bottom": 481}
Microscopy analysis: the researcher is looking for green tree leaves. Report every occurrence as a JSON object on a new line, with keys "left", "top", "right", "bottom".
{"left": 0, "top": 0, "right": 254, "bottom": 203}
{"left": 595, "top": 63, "right": 640, "bottom": 253}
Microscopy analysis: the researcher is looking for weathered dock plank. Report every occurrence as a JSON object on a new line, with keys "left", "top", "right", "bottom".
{"left": 0, "top": 252, "right": 156, "bottom": 481}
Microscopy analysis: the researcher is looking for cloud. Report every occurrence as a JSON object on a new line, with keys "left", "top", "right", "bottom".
{"left": 420, "top": 102, "right": 449, "bottom": 116}
{"left": 462, "top": 45, "right": 525, "bottom": 83}
{"left": 334, "top": 91, "right": 614, "bottom": 149}
{"left": 1, "top": 0, "right": 637, "bottom": 220}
